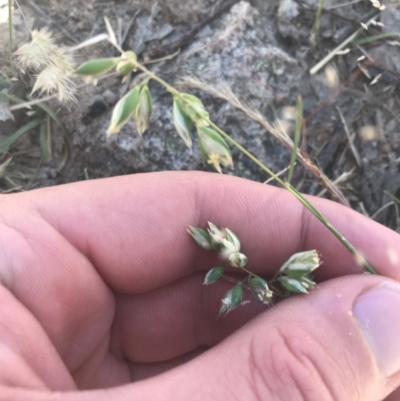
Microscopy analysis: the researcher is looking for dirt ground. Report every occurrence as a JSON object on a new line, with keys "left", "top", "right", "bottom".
{"left": 0, "top": 0, "right": 400, "bottom": 231}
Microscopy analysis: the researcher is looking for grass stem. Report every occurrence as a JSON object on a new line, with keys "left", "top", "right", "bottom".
{"left": 120, "top": 58, "right": 378, "bottom": 275}
{"left": 287, "top": 96, "right": 302, "bottom": 184}
{"left": 8, "top": 0, "right": 15, "bottom": 76}
{"left": 209, "top": 121, "right": 377, "bottom": 275}
{"left": 310, "top": 0, "right": 326, "bottom": 44}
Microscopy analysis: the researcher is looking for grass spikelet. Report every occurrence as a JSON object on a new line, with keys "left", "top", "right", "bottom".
{"left": 15, "top": 28, "right": 76, "bottom": 102}
{"left": 50, "top": 47, "right": 75, "bottom": 75}
{"left": 15, "top": 28, "right": 56, "bottom": 71}
{"left": 31, "top": 64, "right": 76, "bottom": 102}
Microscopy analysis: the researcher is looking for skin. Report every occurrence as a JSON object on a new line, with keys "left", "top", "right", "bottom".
{"left": 0, "top": 171, "right": 400, "bottom": 400}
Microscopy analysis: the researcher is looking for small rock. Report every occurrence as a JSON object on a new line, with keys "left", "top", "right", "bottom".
{"left": 278, "top": 0, "right": 299, "bottom": 23}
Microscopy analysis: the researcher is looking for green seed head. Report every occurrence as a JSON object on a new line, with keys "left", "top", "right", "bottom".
{"left": 74, "top": 57, "right": 120, "bottom": 78}
{"left": 228, "top": 252, "right": 248, "bottom": 268}
{"left": 197, "top": 126, "right": 233, "bottom": 173}
{"left": 248, "top": 277, "right": 274, "bottom": 304}
{"left": 172, "top": 97, "right": 193, "bottom": 148}
{"left": 278, "top": 276, "right": 309, "bottom": 294}
{"left": 134, "top": 85, "right": 153, "bottom": 136}
{"left": 219, "top": 228, "right": 241, "bottom": 258}
{"left": 180, "top": 93, "right": 210, "bottom": 126}
{"left": 207, "top": 222, "right": 225, "bottom": 248}
{"left": 107, "top": 86, "right": 140, "bottom": 136}
{"left": 279, "top": 250, "right": 321, "bottom": 278}
{"left": 187, "top": 226, "right": 213, "bottom": 250}
{"left": 203, "top": 264, "right": 226, "bottom": 285}
{"left": 219, "top": 284, "right": 244, "bottom": 315}
{"left": 116, "top": 51, "right": 137, "bottom": 78}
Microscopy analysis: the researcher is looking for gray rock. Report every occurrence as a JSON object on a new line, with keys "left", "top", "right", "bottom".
{"left": 278, "top": 0, "right": 299, "bottom": 23}
{"left": 382, "top": 0, "right": 400, "bottom": 33}
{"left": 60, "top": 1, "right": 304, "bottom": 183}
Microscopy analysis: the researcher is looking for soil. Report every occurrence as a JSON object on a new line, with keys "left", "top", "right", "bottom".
{"left": 0, "top": 0, "right": 400, "bottom": 230}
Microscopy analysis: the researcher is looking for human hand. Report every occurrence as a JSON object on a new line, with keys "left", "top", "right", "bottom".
{"left": 1, "top": 171, "right": 400, "bottom": 401}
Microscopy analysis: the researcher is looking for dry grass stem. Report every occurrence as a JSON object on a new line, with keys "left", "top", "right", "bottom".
{"left": 327, "top": 0, "right": 362, "bottom": 9}
{"left": 336, "top": 106, "right": 361, "bottom": 167}
{"left": 264, "top": 165, "right": 293, "bottom": 184}
{"left": 317, "top": 168, "right": 355, "bottom": 198}
{"left": 371, "top": 202, "right": 395, "bottom": 220}
{"left": 309, "top": 13, "right": 379, "bottom": 75}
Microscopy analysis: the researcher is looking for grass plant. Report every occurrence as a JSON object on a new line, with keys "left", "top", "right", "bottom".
{"left": 72, "top": 19, "right": 376, "bottom": 274}
{"left": 3, "top": 5, "right": 384, "bottom": 310}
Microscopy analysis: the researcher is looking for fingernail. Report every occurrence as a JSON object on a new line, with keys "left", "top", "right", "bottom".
{"left": 353, "top": 282, "right": 400, "bottom": 377}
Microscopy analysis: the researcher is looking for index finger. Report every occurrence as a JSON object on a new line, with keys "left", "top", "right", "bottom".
{"left": 13, "top": 170, "right": 400, "bottom": 293}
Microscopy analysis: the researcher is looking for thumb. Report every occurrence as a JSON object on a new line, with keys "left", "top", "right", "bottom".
{"left": 5, "top": 275, "right": 400, "bottom": 401}
{"left": 129, "top": 274, "right": 400, "bottom": 401}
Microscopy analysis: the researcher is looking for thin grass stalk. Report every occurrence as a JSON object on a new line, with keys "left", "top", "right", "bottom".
{"left": 84, "top": 168, "right": 90, "bottom": 180}
{"left": 25, "top": 155, "right": 44, "bottom": 191}
{"left": 8, "top": 0, "right": 14, "bottom": 75}
{"left": 353, "top": 32, "right": 400, "bottom": 45}
{"left": 287, "top": 96, "right": 302, "bottom": 184}
{"left": 310, "top": 0, "right": 326, "bottom": 44}
{"left": 384, "top": 191, "right": 400, "bottom": 205}
{"left": 209, "top": 121, "right": 377, "bottom": 275}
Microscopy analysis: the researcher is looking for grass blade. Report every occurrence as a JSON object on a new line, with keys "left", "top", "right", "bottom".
{"left": 310, "top": 0, "right": 326, "bottom": 44}
{"left": 84, "top": 168, "right": 90, "bottom": 180}
{"left": 384, "top": 191, "right": 400, "bottom": 205}
{"left": 39, "top": 118, "right": 52, "bottom": 161}
{"left": 0, "top": 118, "right": 43, "bottom": 152}
{"left": 8, "top": 0, "right": 14, "bottom": 75}
{"left": 34, "top": 102, "right": 68, "bottom": 138}
{"left": 0, "top": 93, "right": 70, "bottom": 140}
{"left": 0, "top": 92, "right": 71, "bottom": 153}
{"left": 353, "top": 32, "right": 400, "bottom": 46}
